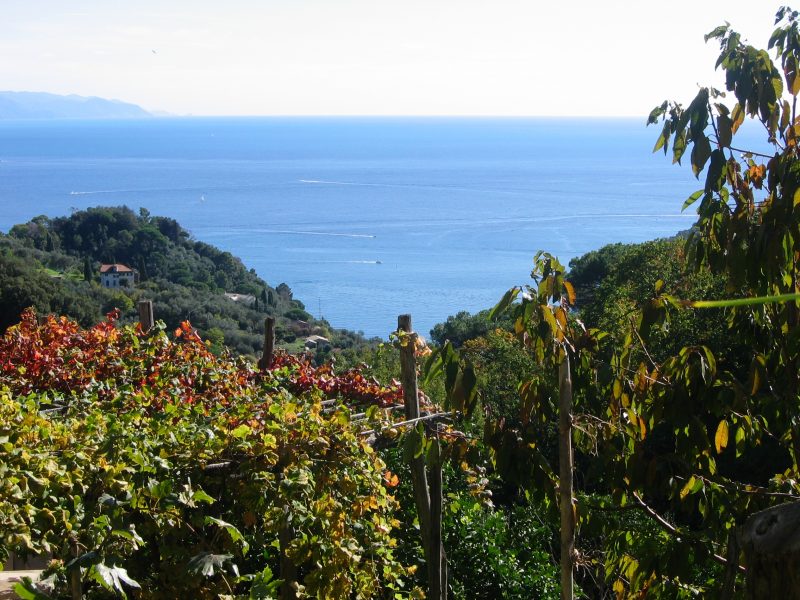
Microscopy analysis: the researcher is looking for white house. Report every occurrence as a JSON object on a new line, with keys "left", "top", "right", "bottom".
{"left": 224, "top": 292, "right": 256, "bottom": 306}
{"left": 304, "top": 335, "right": 330, "bottom": 350}
{"left": 99, "top": 263, "right": 135, "bottom": 288}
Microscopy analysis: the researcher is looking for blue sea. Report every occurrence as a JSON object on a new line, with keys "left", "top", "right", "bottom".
{"left": 0, "top": 117, "right": 738, "bottom": 338}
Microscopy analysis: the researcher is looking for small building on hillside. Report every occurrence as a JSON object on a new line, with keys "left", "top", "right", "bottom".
{"left": 99, "top": 263, "right": 136, "bottom": 288}
{"left": 224, "top": 292, "right": 256, "bottom": 306}
{"left": 304, "top": 335, "right": 330, "bottom": 350}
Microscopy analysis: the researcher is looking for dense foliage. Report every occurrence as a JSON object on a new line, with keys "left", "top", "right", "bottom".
{"left": 0, "top": 310, "right": 417, "bottom": 599}
{"left": 481, "top": 8, "right": 800, "bottom": 598}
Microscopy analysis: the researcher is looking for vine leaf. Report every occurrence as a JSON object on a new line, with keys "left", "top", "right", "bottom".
{"left": 89, "top": 563, "right": 141, "bottom": 599}
{"left": 187, "top": 552, "right": 235, "bottom": 578}
{"left": 205, "top": 516, "right": 250, "bottom": 555}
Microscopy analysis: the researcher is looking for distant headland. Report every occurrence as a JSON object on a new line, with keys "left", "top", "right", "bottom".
{"left": 0, "top": 91, "right": 151, "bottom": 119}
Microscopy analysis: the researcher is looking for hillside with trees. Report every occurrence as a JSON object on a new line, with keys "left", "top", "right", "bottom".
{"left": 0, "top": 206, "right": 371, "bottom": 356}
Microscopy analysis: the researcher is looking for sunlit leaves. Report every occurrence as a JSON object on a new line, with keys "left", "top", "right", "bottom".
{"left": 678, "top": 476, "right": 703, "bottom": 500}
{"left": 0, "top": 312, "right": 415, "bottom": 598}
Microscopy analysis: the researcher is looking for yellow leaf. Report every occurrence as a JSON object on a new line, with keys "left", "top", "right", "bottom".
{"left": 541, "top": 305, "right": 558, "bottom": 336}
{"left": 731, "top": 103, "right": 744, "bottom": 134}
{"left": 555, "top": 307, "right": 568, "bottom": 331}
{"left": 680, "top": 475, "right": 696, "bottom": 500}
{"left": 715, "top": 420, "right": 729, "bottom": 454}
{"left": 514, "top": 316, "right": 525, "bottom": 334}
{"left": 563, "top": 280, "right": 576, "bottom": 305}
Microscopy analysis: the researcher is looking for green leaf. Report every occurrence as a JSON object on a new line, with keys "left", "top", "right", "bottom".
{"left": 205, "top": 516, "right": 250, "bottom": 555}
{"left": 90, "top": 563, "right": 140, "bottom": 599}
{"left": 653, "top": 130, "right": 668, "bottom": 153}
{"left": 402, "top": 428, "right": 425, "bottom": 462}
{"left": 672, "top": 130, "right": 688, "bottom": 164}
{"left": 12, "top": 578, "right": 52, "bottom": 600}
{"left": 111, "top": 528, "right": 144, "bottom": 548}
{"left": 735, "top": 426, "right": 746, "bottom": 456}
{"left": 682, "top": 190, "right": 704, "bottom": 211}
{"left": 250, "top": 565, "right": 282, "bottom": 598}
{"left": 647, "top": 101, "right": 668, "bottom": 125}
{"left": 65, "top": 551, "right": 98, "bottom": 570}
{"left": 231, "top": 424, "right": 252, "bottom": 439}
{"left": 489, "top": 287, "right": 520, "bottom": 320}
{"left": 717, "top": 114, "right": 733, "bottom": 147}
{"left": 701, "top": 346, "right": 717, "bottom": 381}
{"left": 705, "top": 24, "right": 729, "bottom": 42}
{"left": 679, "top": 475, "right": 703, "bottom": 499}
{"left": 192, "top": 488, "right": 216, "bottom": 504}
{"left": 704, "top": 149, "right": 726, "bottom": 192}
{"left": 691, "top": 135, "right": 712, "bottom": 177}
{"left": 421, "top": 346, "right": 443, "bottom": 387}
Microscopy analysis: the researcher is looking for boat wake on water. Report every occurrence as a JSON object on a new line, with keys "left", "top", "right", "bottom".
{"left": 257, "top": 229, "right": 376, "bottom": 239}
{"left": 70, "top": 186, "right": 205, "bottom": 196}
{"left": 297, "top": 179, "right": 524, "bottom": 196}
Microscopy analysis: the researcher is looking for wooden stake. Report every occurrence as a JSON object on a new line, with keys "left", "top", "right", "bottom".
{"left": 279, "top": 505, "right": 298, "bottom": 600}
{"left": 259, "top": 316, "right": 276, "bottom": 371}
{"left": 429, "top": 436, "right": 447, "bottom": 600}
{"left": 398, "top": 314, "right": 447, "bottom": 600}
{"left": 137, "top": 300, "right": 154, "bottom": 332}
{"left": 397, "top": 317, "right": 431, "bottom": 574}
{"left": 70, "top": 537, "right": 82, "bottom": 600}
{"left": 398, "top": 315, "right": 419, "bottom": 421}
{"left": 559, "top": 353, "right": 575, "bottom": 600}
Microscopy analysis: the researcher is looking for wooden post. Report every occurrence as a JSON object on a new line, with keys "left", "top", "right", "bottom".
{"left": 70, "top": 537, "right": 82, "bottom": 600}
{"left": 741, "top": 500, "right": 800, "bottom": 598}
{"left": 429, "top": 436, "right": 447, "bottom": 600}
{"left": 398, "top": 315, "right": 420, "bottom": 422}
{"left": 137, "top": 300, "right": 154, "bottom": 332}
{"left": 559, "top": 354, "right": 575, "bottom": 600}
{"left": 279, "top": 505, "right": 298, "bottom": 600}
{"left": 259, "top": 316, "right": 276, "bottom": 371}
{"left": 398, "top": 314, "right": 446, "bottom": 600}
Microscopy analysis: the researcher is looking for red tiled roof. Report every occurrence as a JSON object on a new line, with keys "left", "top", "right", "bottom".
{"left": 99, "top": 263, "right": 133, "bottom": 273}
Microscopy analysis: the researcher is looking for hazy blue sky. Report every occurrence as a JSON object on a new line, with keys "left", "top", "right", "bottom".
{"left": 0, "top": 1, "right": 781, "bottom": 116}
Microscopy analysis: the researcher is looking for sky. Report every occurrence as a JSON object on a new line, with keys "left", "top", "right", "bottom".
{"left": 0, "top": 1, "right": 784, "bottom": 117}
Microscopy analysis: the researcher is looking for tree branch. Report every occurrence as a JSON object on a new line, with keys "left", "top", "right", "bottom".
{"left": 631, "top": 492, "right": 746, "bottom": 574}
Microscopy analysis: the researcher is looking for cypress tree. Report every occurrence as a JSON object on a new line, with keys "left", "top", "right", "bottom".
{"left": 83, "top": 257, "right": 93, "bottom": 283}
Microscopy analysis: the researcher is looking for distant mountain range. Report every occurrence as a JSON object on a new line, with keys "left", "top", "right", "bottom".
{"left": 0, "top": 91, "right": 151, "bottom": 119}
